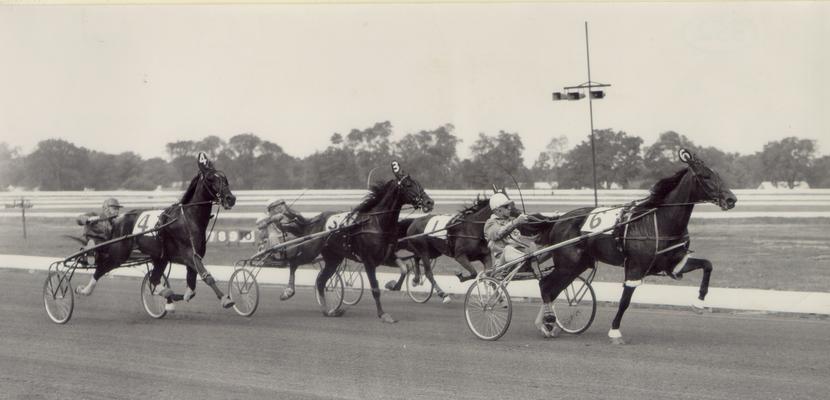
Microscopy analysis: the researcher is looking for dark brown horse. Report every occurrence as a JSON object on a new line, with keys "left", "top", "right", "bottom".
{"left": 400, "top": 195, "right": 493, "bottom": 302}
{"left": 316, "top": 161, "right": 433, "bottom": 323}
{"left": 521, "top": 149, "right": 736, "bottom": 343}
{"left": 73, "top": 153, "right": 237, "bottom": 310}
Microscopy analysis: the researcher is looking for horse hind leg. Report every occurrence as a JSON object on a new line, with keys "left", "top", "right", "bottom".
{"left": 453, "top": 254, "right": 477, "bottom": 282}
{"left": 676, "top": 257, "right": 713, "bottom": 313}
{"left": 383, "top": 258, "right": 407, "bottom": 291}
{"left": 281, "top": 263, "right": 298, "bottom": 301}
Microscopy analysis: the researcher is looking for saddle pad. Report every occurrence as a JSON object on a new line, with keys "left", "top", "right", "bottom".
{"left": 424, "top": 215, "right": 453, "bottom": 239}
{"left": 132, "top": 210, "right": 165, "bottom": 236}
{"left": 579, "top": 207, "right": 623, "bottom": 235}
{"left": 325, "top": 212, "right": 353, "bottom": 232}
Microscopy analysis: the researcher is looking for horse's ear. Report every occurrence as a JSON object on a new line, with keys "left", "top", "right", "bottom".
{"left": 678, "top": 148, "right": 694, "bottom": 164}
{"left": 491, "top": 184, "right": 499, "bottom": 193}
{"left": 197, "top": 152, "right": 214, "bottom": 172}
{"left": 391, "top": 160, "right": 405, "bottom": 179}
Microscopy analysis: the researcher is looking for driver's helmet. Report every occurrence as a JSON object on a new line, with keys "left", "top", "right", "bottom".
{"left": 489, "top": 193, "right": 513, "bottom": 210}
{"left": 101, "top": 198, "right": 123, "bottom": 217}
{"left": 267, "top": 198, "right": 286, "bottom": 212}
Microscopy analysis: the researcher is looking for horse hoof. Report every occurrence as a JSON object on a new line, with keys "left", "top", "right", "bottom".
{"left": 280, "top": 288, "right": 295, "bottom": 301}
{"left": 325, "top": 309, "right": 345, "bottom": 317}
{"left": 221, "top": 296, "right": 235, "bottom": 309}
{"left": 384, "top": 280, "right": 399, "bottom": 291}
{"left": 75, "top": 286, "right": 90, "bottom": 296}
{"left": 165, "top": 303, "right": 176, "bottom": 313}
{"left": 157, "top": 288, "right": 174, "bottom": 299}
{"left": 691, "top": 299, "right": 706, "bottom": 314}
{"left": 610, "top": 337, "right": 627, "bottom": 345}
{"left": 380, "top": 313, "right": 397, "bottom": 324}
{"left": 183, "top": 288, "right": 195, "bottom": 302}
{"left": 442, "top": 295, "right": 452, "bottom": 304}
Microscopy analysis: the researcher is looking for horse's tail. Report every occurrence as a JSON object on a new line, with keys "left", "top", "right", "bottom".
{"left": 63, "top": 235, "right": 87, "bottom": 245}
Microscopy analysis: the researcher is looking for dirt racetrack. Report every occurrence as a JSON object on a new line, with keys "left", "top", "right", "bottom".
{"left": 3, "top": 268, "right": 828, "bottom": 400}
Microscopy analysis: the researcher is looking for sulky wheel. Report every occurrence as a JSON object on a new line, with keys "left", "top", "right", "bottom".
{"left": 553, "top": 275, "right": 597, "bottom": 334}
{"left": 464, "top": 277, "right": 512, "bottom": 341}
{"left": 315, "top": 271, "right": 345, "bottom": 314}
{"left": 339, "top": 260, "right": 364, "bottom": 306}
{"left": 228, "top": 268, "right": 260, "bottom": 317}
{"left": 43, "top": 271, "right": 74, "bottom": 324}
{"left": 140, "top": 271, "right": 171, "bottom": 319}
{"left": 405, "top": 259, "right": 434, "bottom": 303}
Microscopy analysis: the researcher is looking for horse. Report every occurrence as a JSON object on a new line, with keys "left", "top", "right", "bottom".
{"left": 72, "top": 152, "right": 237, "bottom": 310}
{"left": 399, "top": 195, "right": 493, "bottom": 302}
{"left": 315, "top": 161, "right": 433, "bottom": 323}
{"left": 520, "top": 148, "right": 737, "bottom": 344}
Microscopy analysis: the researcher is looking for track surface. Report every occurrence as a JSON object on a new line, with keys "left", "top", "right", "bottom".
{"left": 4, "top": 268, "right": 829, "bottom": 400}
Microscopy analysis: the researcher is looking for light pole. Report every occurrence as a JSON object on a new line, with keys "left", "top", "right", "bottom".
{"left": 552, "top": 21, "right": 610, "bottom": 207}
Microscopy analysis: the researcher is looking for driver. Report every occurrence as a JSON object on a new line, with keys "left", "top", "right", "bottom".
{"left": 484, "top": 191, "right": 560, "bottom": 338}
{"left": 256, "top": 198, "right": 300, "bottom": 264}
{"left": 76, "top": 197, "right": 123, "bottom": 266}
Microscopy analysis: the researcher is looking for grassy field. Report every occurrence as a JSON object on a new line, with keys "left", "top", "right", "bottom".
{"left": 1, "top": 215, "right": 828, "bottom": 292}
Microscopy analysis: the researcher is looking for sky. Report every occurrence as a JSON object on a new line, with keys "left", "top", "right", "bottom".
{"left": 1, "top": 2, "right": 828, "bottom": 166}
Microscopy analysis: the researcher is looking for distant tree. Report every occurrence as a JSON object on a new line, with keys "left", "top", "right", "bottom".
{"left": 123, "top": 157, "right": 178, "bottom": 190}
{"left": 461, "top": 131, "right": 527, "bottom": 189}
{"left": 760, "top": 137, "right": 816, "bottom": 188}
{"left": 344, "top": 121, "right": 394, "bottom": 185}
{"left": 560, "top": 129, "right": 643, "bottom": 189}
{"left": 393, "top": 124, "right": 461, "bottom": 188}
{"left": 530, "top": 135, "right": 568, "bottom": 185}
{"left": 0, "top": 143, "right": 24, "bottom": 189}
{"left": 23, "top": 139, "right": 90, "bottom": 190}
{"left": 642, "top": 131, "right": 697, "bottom": 183}
{"left": 166, "top": 140, "right": 198, "bottom": 185}
{"left": 806, "top": 155, "right": 830, "bottom": 188}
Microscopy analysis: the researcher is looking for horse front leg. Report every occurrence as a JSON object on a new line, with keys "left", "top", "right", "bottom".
{"left": 609, "top": 280, "right": 641, "bottom": 345}
{"left": 189, "top": 254, "right": 233, "bottom": 309}
{"left": 422, "top": 257, "right": 450, "bottom": 304}
{"left": 677, "top": 257, "right": 713, "bottom": 313}
{"left": 366, "top": 265, "right": 395, "bottom": 323}
{"left": 281, "top": 263, "right": 298, "bottom": 300}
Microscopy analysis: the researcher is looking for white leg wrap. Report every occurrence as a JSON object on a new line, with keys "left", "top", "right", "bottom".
{"left": 165, "top": 303, "right": 176, "bottom": 312}
{"left": 624, "top": 279, "right": 643, "bottom": 288}
{"left": 673, "top": 254, "right": 690, "bottom": 275}
{"left": 608, "top": 329, "right": 622, "bottom": 339}
{"left": 692, "top": 298, "right": 705, "bottom": 309}
{"left": 184, "top": 287, "right": 195, "bottom": 302}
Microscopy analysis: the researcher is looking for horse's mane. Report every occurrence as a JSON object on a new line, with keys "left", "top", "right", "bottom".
{"left": 179, "top": 174, "right": 201, "bottom": 204}
{"left": 457, "top": 195, "right": 489, "bottom": 215}
{"left": 354, "top": 180, "right": 396, "bottom": 213}
{"left": 641, "top": 168, "right": 689, "bottom": 207}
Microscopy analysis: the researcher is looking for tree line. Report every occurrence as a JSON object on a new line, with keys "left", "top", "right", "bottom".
{"left": 1, "top": 122, "right": 827, "bottom": 190}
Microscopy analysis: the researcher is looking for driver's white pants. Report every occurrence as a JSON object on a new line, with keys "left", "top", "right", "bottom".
{"left": 495, "top": 245, "right": 528, "bottom": 267}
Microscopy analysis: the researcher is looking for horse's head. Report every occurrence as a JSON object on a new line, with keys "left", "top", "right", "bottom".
{"left": 391, "top": 161, "right": 434, "bottom": 212}
{"left": 679, "top": 148, "right": 737, "bottom": 211}
{"left": 197, "top": 152, "right": 236, "bottom": 209}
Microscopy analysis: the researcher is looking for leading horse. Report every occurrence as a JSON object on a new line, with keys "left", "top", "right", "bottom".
{"left": 521, "top": 148, "right": 736, "bottom": 343}
{"left": 73, "top": 152, "right": 237, "bottom": 310}
{"left": 316, "top": 161, "right": 433, "bottom": 323}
